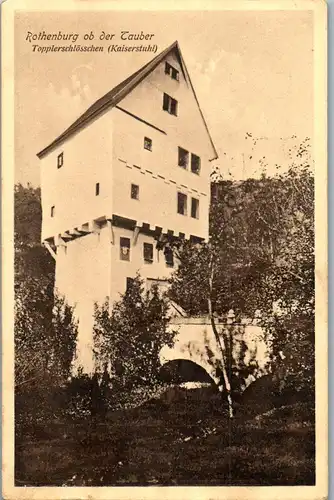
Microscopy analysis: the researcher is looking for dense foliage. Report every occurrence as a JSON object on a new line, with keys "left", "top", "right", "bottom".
{"left": 169, "top": 138, "right": 314, "bottom": 393}
{"left": 93, "top": 275, "right": 176, "bottom": 403}
{"left": 14, "top": 184, "right": 78, "bottom": 435}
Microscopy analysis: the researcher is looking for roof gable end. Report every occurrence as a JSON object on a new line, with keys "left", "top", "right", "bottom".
{"left": 37, "top": 41, "right": 218, "bottom": 160}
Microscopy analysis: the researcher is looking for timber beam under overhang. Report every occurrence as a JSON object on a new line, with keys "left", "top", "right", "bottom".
{"left": 111, "top": 214, "right": 194, "bottom": 243}
{"left": 43, "top": 240, "right": 57, "bottom": 260}
{"left": 42, "top": 214, "right": 206, "bottom": 248}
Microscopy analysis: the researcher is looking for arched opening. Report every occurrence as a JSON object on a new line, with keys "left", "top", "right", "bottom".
{"left": 236, "top": 375, "right": 279, "bottom": 416}
{"left": 159, "top": 359, "right": 215, "bottom": 385}
{"left": 158, "top": 359, "right": 222, "bottom": 413}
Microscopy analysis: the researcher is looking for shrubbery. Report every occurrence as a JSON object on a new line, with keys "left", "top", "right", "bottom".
{"left": 92, "top": 275, "right": 176, "bottom": 408}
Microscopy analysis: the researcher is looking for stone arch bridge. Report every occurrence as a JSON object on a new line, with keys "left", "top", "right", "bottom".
{"left": 159, "top": 311, "right": 271, "bottom": 392}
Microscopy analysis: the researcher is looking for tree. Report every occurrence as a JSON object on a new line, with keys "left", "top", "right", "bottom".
{"left": 169, "top": 137, "right": 314, "bottom": 405}
{"left": 260, "top": 158, "right": 314, "bottom": 394}
{"left": 14, "top": 184, "right": 78, "bottom": 433}
{"left": 93, "top": 275, "right": 176, "bottom": 398}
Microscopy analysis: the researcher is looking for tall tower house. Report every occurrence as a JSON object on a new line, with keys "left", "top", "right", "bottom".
{"left": 38, "top": 41, "right": 218, "bottom": 371}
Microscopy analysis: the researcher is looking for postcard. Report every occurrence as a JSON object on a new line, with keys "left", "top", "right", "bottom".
{"left": 2, "top": 0, "right": 327, "bottom": 498}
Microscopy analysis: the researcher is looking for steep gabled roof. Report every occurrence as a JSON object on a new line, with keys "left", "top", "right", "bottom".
{"left": 37, "top": 41, "right": 218, "bottom": 160}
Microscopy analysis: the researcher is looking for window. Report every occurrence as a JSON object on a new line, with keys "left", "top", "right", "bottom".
{"left": 164, "top": 246, "right": 174, "bottom": 267}
{"left": 178, "top": 148, "right": 201, "bottom": 174}
{"left": 191, "top": 197, "right": 200, "bottom": 219}
{"left": 143, "top": 242, "right": 154, "bottom": 263}
{"left": 177, "top": 192, "right": 187, "bottom": 215}
{"left": 178, "top": 147, "right": 189, "bottom": 169}
{"left": 165, "top": 62, "right": 179, "bottom": 81}
{"left": 163, "top": 93, "right": 178, "bottom": 116}
{"left": 95, "top": 182, "right": 100, "bottom": 196}
{"left": 163, "top": 93, "right": 169, "bottom": 112}
{"left": 170, "top": 99, "right": 178, "bottom": 116}
{"left": 57, "top": 152, "right": 63, "bottom": 169}
{"left": 51, "top": 205, "right": 55, "bottom": 217}
{"left": 126, "top": 277, "right": 135, "bottom": 292}
{"left": 131, "top": 184, "right": 139, "bottom": 200}
{"left": 144, "top": 137, "right": 152, "bottom": 151}
{"left": 120, "top": 237, "right": 130, "bottom": 261}
{"left": 191, "top": 153, "right": 201, "bottom": 175}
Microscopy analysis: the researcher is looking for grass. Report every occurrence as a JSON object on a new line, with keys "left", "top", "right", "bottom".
{"left": 15, "top": 389, "right": 315, "bottom": 486}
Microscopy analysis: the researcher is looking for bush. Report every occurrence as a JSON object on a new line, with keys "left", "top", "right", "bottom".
{"left": 93, "top": 275, "right": 176, "bottom": 403}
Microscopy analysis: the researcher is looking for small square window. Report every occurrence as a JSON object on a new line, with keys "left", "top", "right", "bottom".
{"left": 131, "top": 184, "right": 139, "bottom": 200}
{"left": 57, "top": 152, "right": 63, "bottom": 169}
{"left": 191, "top": 197, "right": 200, "bottom": 219}
{"left": 163, "top": 93, "right": 178, "bottom": 116}
{"left": 178, "top": 147, "right": 189, "bottom": 169}
{"left": 143, "top": 242, "right": 154, "bottom": 263}
{"left": 51, "top": 205, "right": 55, "bottom": 217}
{"left": 191, "top": 153, "right": 201, "bottom": 175}
{"left": 177, "top": 192, "right": 187, "bottom": 216}
{"left": 95, "top": 183, "right": 100, "bottom": 196}
{"left": 144, "top": 137, "right": 152, "bottom": 151}
{"left": 120, "top": 237, "right": 130, "bottom": 261}
{"left": 164, "top": 246, "right": 174, "bottom": 267}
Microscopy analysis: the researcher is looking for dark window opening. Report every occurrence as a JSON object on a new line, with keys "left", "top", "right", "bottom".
{"left": 143, "top": 242, "right": 154, "bottom": 263}
{"left": 170, "top": 99, "right": 178, "bottom": 116}
{"left": 95, "top": 182, "right": 100, "bottom": 196}
{"left": 172, "top": 67, "right": 179, "bottom": 80}
{"left": 178, "top": 147, "right": 189, "bottom": 169}
{"left": 120, "top": 237, "right": 130, "bottom": 261}
{"left": 57, "top": 152, "right": 63, "bottom": 169}
{"left": 163, "top": 93, "right": 178, "bottom": 116}
{"left": 191, "top": 197, "right": 199, "bottom": 219}
{"left": 177, "top": 192, "right": 187, "bottom": 215}
{"left": 126, "top": 277, "right": 135, "bottom": 292}
{"left": 191, "top": 153, "right": 201, "bottom": 175}
{"left": 51, "top": 205, "right": 55, "bottom": 217}
{"left": 165, "top": 62, "right": 179, "bottom": 81}
{"left": 131, "top": 184, "right": 139, "bottom": 200}
{"left": 163, "top": 93, "right": 169, "bottom": 111}
{"left": 164, "top": 246, "right": 174, "bottom": 267}
{"left": 144, "top": 137, "right": 152, "bottom": 151}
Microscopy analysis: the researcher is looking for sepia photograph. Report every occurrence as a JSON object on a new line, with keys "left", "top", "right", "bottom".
{"left": 2, "top": 0, "right": 327, "bottom": 498}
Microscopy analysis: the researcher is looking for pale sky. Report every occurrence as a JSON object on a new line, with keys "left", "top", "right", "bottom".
{"left": 15, "top": 9, "right": 313, "bottom": 185}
